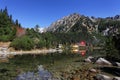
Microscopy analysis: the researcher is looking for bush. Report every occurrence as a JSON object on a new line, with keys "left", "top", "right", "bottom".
{"left": 36, "top": 40, "right": 46, "bottom": 49}
{"left": 105, "top": 36, "right": 120, "bottom": 61}
{"left": 0, "top": 35, "right": 10, "bottom": 42}
{"left": 10, "top": 36, "right": 35, "bottom": 50}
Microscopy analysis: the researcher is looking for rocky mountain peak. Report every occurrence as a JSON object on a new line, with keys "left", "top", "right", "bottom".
{"left": 46, "top": 13, "right": 120, "bottom": 33}
{"left": 47, "top": 13, "right": 81, "bottom": 32}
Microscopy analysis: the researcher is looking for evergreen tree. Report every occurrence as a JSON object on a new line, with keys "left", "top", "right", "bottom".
{"left": 34, "top": 24, "right": 40, "bottom": 33}
{"left": 0, "top": 7, "right": 17, "bottom": 41}
{"left": 105, "top": 36, "right": 120, "bottom": 61}
{"left": 15, "top": 19, "right": 19, "bottom": 26}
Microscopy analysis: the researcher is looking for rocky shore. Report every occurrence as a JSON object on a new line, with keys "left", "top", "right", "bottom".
{"left": 51, "top": 56, "right": 120, "bottom": 80}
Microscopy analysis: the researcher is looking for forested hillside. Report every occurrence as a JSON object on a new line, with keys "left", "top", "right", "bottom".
{"left": 0, "top": 7, "right": 25, "bottom": 42}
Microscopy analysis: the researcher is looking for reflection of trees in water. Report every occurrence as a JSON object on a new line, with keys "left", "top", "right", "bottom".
{"left": 71, "top": 47, "right": 104, "bottom": 57}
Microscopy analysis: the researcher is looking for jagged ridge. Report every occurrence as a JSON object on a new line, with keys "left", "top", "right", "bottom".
{"left": 47, "top": 13, "right": 97, "bottom": 33}
{"left": 46, "top": 13, "right": 120, "bottom": 33}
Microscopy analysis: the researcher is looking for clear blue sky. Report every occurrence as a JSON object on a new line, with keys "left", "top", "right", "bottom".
{"left": 0, "top": 0, "right": 120, "bottom": 28}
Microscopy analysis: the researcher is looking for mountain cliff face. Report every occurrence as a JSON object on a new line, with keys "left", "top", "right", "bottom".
{"left": 46, "top": 13, "right": 120, "bottom": 35}
{"left": 47, "top": 13, "right": 97, "bottom": 33}
{"left": 47, "top": 13, "right": 80, "bottom": 32}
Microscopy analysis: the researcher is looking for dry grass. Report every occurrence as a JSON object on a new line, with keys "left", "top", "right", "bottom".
{"left": 0, "top": 42, "right": 11, "bottom": 47}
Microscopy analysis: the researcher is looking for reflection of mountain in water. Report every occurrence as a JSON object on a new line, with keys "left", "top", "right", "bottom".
{"left": 16, "top": 65, "right": 53, "bottom": 80}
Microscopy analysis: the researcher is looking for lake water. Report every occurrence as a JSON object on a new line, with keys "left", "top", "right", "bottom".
{"left": 0, "top": 49, "right": 104, "bottom": 80}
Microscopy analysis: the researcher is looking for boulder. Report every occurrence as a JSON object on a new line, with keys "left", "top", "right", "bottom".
{"left": 84, "top": 56, "right": 94, "bottom": 63}
{"left": 94, "top": 74, "right": 112, "bottom": 80}
{"left": 113, "top": 77, "right": 120, "bottom": 80}
{"left": 116, "top": 62, "right": 120, "bottom": 67}
{"left": 95, "top": 58, "right": 112, "bottom": 65}
{"left": 84, "top": 58, "right": 91, "bottom": 63}
{"left": 89, "top": 69, "right": 97, "bottom": 73}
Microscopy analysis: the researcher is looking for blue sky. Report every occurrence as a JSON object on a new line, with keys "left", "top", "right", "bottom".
{"left": 0, "top": 0, "right": 120, "bottom": 28}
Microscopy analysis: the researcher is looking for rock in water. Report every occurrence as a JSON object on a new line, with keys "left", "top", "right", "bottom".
{"left": 95, "top": 58, "right": 112, "bottom": 65}
{"left": 116, "top": 62, "right": 120, "bottom": 67}
{"left": 89, "top": 69, "right": 97, "bottom": 73}
{"left": 113, "top": 77, "right": 120, "bottom": 80}
{"left": 84, "top": 56, "right": 94, "bottom": 63}
{"left": 38, "top": 65, "right": 44, "bottom": 71}
{"left": 94, "top": 74, "right": 112, "bottom": 80}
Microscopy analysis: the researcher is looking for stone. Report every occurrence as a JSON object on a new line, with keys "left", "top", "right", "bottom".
{"left": 116, "top": 62, "right": 120, "bottom": 67}
{"left": 94, "top": 74, "right": 112, "bottom": 80}
{"left": 95, "top": 58, "right": 112, "bottom": 65}
{"left": 113, "top": 77, "right": 120, "bottom": 80}
{"left": 84, "top": 58, "right": 91, "bottom": 63}
{"left": 89, "top": 69, "right": 97, "bottom": 73}
{"left": 84, "top": 56, "right": 94, "bottom": 63}
{"left": 38, "top": 65, "right": 44, "bottom": 71}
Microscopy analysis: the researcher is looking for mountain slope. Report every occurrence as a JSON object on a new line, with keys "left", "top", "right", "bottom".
{"left": 47, "top": 13, "right": 120, "bottom": 35}
{"left": 47, "top": 13, "right": 97, "bottom": 33}
{"left": 47, "top": 13, "right": 80, "bottom": 32}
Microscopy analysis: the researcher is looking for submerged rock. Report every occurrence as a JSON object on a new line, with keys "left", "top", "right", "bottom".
{"left": 38, "top": 65, "right": 44, "bottom": 71}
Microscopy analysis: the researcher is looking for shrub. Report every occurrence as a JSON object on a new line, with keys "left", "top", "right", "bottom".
{"left": 10, "top": 36, "right": 35, "bottom": 50}
{"left": 0, "top": 35, "right": 10, "bottom": 42}
{"left": 105, "top": 36, "right": 120, "bottom": 61}
{"left": 35, "top": 39, "right": 46, "bottom": 49}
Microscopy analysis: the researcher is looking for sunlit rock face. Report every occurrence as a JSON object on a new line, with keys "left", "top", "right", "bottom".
{"left": 46, "top": 13, "right": 120, "bottom": 36}
{"left": 47, "top": 13, "right": 81, "bottom": 33}
{"left": 47, "top": 13, "right": 97, "bottom": 33}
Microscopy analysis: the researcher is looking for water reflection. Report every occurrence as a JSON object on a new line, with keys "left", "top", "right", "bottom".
{"left": 0, "top": 49, "right": 63, "bottom": 63}
{"left": 71, "top": 41, "right": 88, "bottom": 56}
{"left": 16, "top": 65, "right": 52, "bottom": 80}
{"left": 0, "top": 47, "right": 105, "bottom": 80}
{"left": 72, "top": 49, "right": 86, "bottom": 56}
{"left": 0, "top": 54, "right": 14, "bottom": 63}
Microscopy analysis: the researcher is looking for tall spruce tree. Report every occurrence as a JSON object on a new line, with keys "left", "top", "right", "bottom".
{"left": 0, "top": 7, "right": 16, "bottom": 41}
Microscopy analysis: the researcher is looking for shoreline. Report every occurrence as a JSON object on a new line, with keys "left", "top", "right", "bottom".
{"left": 0, "top": 49, "right": 63, "bottom": 57}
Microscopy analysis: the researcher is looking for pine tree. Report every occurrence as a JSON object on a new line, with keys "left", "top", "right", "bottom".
{"left": 105, "top": 36, "right": 119, "bottom": 61}
{"left": 0, "top": 7, "right": 16, "bottom": 41}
